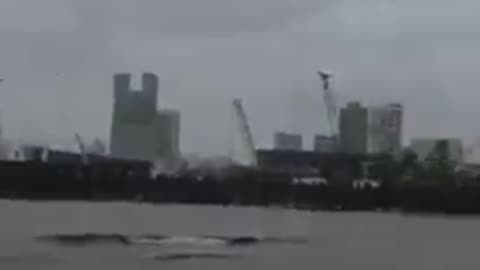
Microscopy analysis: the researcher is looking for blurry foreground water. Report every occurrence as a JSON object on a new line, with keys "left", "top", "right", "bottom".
{"left": 1, "top": 201, "right": 480, "bottom": 269}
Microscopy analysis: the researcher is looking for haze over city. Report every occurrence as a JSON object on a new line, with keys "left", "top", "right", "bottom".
{"left": 0, "top": 0, "right": 478, "bottom": 155}
{"left": 3, "top": 3, "right": 480, "bottom": 269}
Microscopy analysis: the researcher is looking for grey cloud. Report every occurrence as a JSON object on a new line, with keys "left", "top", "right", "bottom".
{"left": 0, "top": 0, "right": 479, "bottom": 154}
{"left": 0, "top": 0, "right": 75, "bottom": 32}
{"left": 73, "top": 0, "right": 329, "bottom": 36}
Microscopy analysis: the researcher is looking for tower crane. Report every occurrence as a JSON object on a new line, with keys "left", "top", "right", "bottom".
{"left": 232, "top": 98, "right": 258, "bottom": 167}
{"left": 317, "top": 71, "right": 337, "bottom": 137}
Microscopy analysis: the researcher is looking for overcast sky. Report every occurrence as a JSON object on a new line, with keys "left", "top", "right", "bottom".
{"left": 0, "top": 0, "right": 479, "bottom": 155}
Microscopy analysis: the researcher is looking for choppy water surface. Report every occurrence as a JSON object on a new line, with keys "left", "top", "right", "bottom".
{"left": 1, "top": 201, "right": 480, "bottom": 269}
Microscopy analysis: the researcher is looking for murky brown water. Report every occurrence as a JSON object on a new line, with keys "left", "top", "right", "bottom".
{"left": 1, "top": 201, "right": 480, "bottom": 269}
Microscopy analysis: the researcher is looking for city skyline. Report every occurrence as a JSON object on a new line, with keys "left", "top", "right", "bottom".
{"left": 0, "top": 0, "right": 477, "bottom": 155}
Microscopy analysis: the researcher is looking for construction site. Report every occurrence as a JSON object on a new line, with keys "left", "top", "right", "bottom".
{"left": 0, "top": 70, "right": 385, "bottom": 176}
{"left": 0, "top": 71, "right": 479, "bottom": 212}
{"left": 0, "top": 69, "right": 405, "bottom": 177}
{"left": 0, "top": 71, "right": 392, "bottom": 198}
{"left": 228, "top": 70, "right": 398, "bottom": 181}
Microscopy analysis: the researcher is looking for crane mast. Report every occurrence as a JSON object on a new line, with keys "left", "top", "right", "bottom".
{"left": 318, "top": 71, "right": 337, "bottom": 137}
{"left": 232, "top": 99, "right": 257, "bottom": 167}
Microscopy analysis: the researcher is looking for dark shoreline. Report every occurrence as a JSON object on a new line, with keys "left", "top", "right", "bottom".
{"left": 1, "top": 152, "right": 480, "bottom": 214}
{"left": 2, "top": 198, "right": 480, "bottom": 216}
{"left": 2, "top": 181, "right": 480, "bottom": 215}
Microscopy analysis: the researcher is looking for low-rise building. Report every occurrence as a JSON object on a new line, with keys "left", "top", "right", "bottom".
{"left": 313, "top": 135, "right": 338, "bottom": 152}
{"left": 274, "top": 132, "right": 303, "bottom": 151}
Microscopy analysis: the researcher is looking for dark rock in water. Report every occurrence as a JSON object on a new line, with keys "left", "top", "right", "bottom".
{"left": 208, "top": 235, "right": 307, "bottom": 246}
{"left": 135, "top": 234, "right": 169, "bottom": 241}
{"left": 36, "top": 233, "right": 130, "bottom": 246}
{"left": 202, "top": 235, "right": 260, "bottom": 246}
{"left": 226, "top": 236, "right": 259, "bottom": 246}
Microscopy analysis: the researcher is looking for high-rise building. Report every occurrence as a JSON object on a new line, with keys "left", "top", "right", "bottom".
{"left": 153, "top": 109, "right": 181, "bottom": 171}
{"left": 273, "top": 132, "right": 303, "bottom": 151}
{"left": 339, "top": 102, "right": 403, "bottom": 155}
{"left": 410, "top": 138, "right": 464, "bottom": 163}
{"left": 110, "top": 73, "right": 159, "bottom": 161}
{"left": 339, "top": 102, "right": 369, "bottom": 154}
{"left": 110, "top": 73, "right": 182, "bottom": 171}
{"left": 367, "top": 103, "right": 403, "bottom": 154}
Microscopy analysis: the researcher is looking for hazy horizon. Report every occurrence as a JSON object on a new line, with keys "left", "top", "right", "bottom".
{"left": 0, "top": 0, "right": 478, "bottom": 156}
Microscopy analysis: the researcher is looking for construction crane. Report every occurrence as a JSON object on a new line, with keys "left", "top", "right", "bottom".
{"left": 317, "top": 71, "right": 337, "bottom": 137}
{"left": 232, "top": 98, "right": 258, "bottom": 167}
{"left": 74, "top": 133, "right": 88, "bottom": 165}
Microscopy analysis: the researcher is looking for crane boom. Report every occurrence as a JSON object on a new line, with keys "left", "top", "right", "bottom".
{"left": 74, "top": 133, "right": 88, "bottom": 165}
{"left": 232, "top": 99, "right": 257, "bottom": 167}
{"left": 318, "top": 71, "right": 337, "bottom": 136}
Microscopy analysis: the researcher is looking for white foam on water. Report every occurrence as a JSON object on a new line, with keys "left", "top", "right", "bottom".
{"left": 132, "top": 236, "right": 227, "bottom": 247}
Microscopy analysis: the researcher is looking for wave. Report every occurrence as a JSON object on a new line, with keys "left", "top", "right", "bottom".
{"left": 36, "top": 233, "right": 307, "bottom": 248}
{"left": 134, "top": 235, "right": 306, "bottom": 247}
{"left": 132, "top": 235, "right": 226, "bottom": 247}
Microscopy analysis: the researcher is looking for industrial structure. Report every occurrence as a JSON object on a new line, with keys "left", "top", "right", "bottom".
{"left": 273, "top": 132, "right": 303, "bottom": 151}
{"left": 256, "top": 149, "right": 389, "bottom": 181}
{"left": 110, "top": 73, "right": 181, "bottom": 171}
